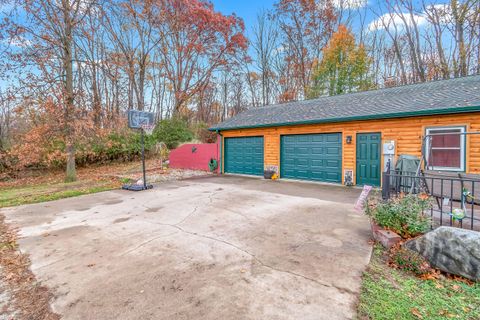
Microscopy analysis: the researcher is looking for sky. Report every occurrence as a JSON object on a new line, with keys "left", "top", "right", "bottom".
{"left": 0, "top": 0, "right": 454, "bottom": 91}
{"left": 211, "top": 0, "right": 277, "bottom": 36}
{"left": 209, "top": 0, "right": 451, "bottom": 36}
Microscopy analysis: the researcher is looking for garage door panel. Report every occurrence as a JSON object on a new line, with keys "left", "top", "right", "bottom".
{"left": 296, "top": 170, "right": 309, "bottom": 178}
{"left": 326, "top": 134, "right": 340, "bottom": 142}
{"left": 326, "top": 147, "right": 340, "bottom": 155}
{"left": 326, "top": 172, "right": 341, "bottom": 181}
{"left": 311, "top": 135, "right": 324, "bottom": 142}
{"left": 311, "top": 159, "right": 324, "bottom": 167}
{"left": 296, "top": 158, "right": 309, "bottom": 166}
{"left": 311, "top": 147, "right": 324, "bottom": 154}
{"left": 326, "top": 159, "right": 341, "bottom": 168}
{"left": 311, "top": 171, "right": 325, "bottom": 180}
{"left": 224, "top": 137, "right": 264, "bottom": 176}
{"left": 296, "top": 147, "right": 310, "bottom": 154}
{"left": 281, "top": 133, "right": 342, "bottom": 183}
{"left": 296, "top": 135, "right": 311, "bottom": 143}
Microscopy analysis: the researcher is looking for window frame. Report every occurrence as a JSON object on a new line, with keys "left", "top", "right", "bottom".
{"left": 425, "top": 126, "right": 466, "bottom": 172}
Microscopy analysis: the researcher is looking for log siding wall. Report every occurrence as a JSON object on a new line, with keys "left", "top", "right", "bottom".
{"left": 220, "top": 112, "right": 480, "bottom": 185}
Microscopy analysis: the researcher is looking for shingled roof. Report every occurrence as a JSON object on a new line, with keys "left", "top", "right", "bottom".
{"left": 210, "top": 75, "right": 480, "bottom": 131}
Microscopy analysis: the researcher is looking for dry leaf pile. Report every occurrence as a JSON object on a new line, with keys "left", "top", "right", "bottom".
{"left": 0, "top": 215, "right": 59, "bottom": 320}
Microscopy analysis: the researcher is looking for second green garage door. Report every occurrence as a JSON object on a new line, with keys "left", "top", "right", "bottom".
{"left": 281, "top": 133, "right": 342, "bottom": 183}
{"left": 224, "top": 136, "right": 264, "bottom": 176}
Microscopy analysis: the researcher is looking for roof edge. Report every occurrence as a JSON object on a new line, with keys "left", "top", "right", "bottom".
{"left": 209, "top": 105, "right": 480, "bottom": 131}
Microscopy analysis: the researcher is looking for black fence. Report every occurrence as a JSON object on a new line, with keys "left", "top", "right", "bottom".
{"left": 382, "top": 170, "right": 480, "bottom": 231}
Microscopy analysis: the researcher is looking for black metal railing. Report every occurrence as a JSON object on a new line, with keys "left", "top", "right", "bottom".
{"left": 382, "top": 169, "right": 480, "bottom": 231}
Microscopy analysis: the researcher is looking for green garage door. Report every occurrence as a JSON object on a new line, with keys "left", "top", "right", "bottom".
{"left": 281, "top": 133, "right": 342, "bottom": 183}
{"left": 224, "top": 136, "right": 264, "bottom": 176}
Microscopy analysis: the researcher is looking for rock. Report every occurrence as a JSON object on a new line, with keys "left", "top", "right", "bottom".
{"left": 404, "top": 227, "right": 480, "bottom": 281}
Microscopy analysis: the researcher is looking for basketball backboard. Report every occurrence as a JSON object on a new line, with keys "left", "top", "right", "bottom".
{"left": 128, "top": 110, "right": 155, "bottom": 129}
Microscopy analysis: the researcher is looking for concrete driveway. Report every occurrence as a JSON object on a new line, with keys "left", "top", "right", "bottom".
{"left": 2, "top": 176, "right": 372, "bottom": 320}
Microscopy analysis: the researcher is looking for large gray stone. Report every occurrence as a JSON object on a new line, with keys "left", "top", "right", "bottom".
{"left": 405, "top": 227, "right": 480, "bottom": 281}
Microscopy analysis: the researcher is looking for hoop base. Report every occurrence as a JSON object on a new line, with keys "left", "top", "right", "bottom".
{"left": 122, "top": 184, "right": 153, "bottom": 191}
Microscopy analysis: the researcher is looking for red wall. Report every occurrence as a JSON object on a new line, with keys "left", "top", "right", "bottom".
{"left": 169, "top": 143, "right": 219, "bottom": 172}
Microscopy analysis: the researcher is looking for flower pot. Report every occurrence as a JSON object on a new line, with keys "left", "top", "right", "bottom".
{"left": 264, "top": 170, "right": 275, "bottom": 179}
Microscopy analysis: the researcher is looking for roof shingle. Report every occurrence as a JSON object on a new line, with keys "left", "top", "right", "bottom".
{"left": 210, "top": 75, "right": 480, "bottom": 131}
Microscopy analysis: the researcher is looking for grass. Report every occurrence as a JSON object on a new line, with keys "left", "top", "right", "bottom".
{"left": 0, "top": 159, "right": 171, "bottom": 208}
{"left": 0, "top": 183, "right": 117, "bottom": 208}
{"left": 357, "top": 245, "right": 480, "bottom": 320}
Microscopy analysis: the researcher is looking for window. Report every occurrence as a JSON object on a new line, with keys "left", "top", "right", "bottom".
{"left": 425, "top": 126, "right": 465, "bottom": 171}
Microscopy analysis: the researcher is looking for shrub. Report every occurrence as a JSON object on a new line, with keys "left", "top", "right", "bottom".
{"left": 76, "top": 129, "right": 158, "bottom": 165}
{"left": 365, "top": 194, "right": 431, "bottom": 238}
{"left": 0, "top": 150, "right": 16, "bottom": 173}
{"left": 193, "top": 122, "right": 217, "bottom": 143}
{"left": 153, "top": 118, "right": 193, "bottom": 149}
{"left": 4, "top": 117, "right": 193, "bottom": 173}
{"left": 391, "top": 247, "right": 431, "bottom": 276}
{"left": 9, "top": 126, "right": 160, "bottom": 171}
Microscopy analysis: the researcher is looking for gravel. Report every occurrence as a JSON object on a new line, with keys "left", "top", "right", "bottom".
{"left": 148, "top": 169, "right": 212, "bottom": 183}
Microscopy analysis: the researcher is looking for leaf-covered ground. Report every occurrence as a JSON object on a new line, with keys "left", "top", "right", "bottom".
{"left": 0, "top": 215, "right": 59, "bottom": 319}
{"left": 357, "top": 245, "right": 480, "bottom": 320}
{"left": 0, "top": 160, "right": 209, "bottom": 208}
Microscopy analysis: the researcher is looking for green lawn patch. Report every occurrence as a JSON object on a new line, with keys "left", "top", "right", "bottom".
{"left": 357, "top": 245, "right": 480, "bottom": 320}
{"left": 0, "top": 182, "right": 117, "bottom": 208}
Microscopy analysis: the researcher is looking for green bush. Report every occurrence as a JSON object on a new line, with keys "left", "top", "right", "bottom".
{"left": 365, "top": 194, "right": 431, "bottom": 238}
{"left": 192, "top": 122, "right": 217, "bottom": 143}
{"left": 153, "top": 118, "right": 193, "bottom": 149}
{"left": 392, "top": 247, "right": 431, "bottom": 276}
{"left": 4, "top": 117, "right": 194, "bottom": 173}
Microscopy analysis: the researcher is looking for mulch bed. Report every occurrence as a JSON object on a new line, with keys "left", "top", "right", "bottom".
{"left": 0, "top": 214, "right": 59, "bottom": 320}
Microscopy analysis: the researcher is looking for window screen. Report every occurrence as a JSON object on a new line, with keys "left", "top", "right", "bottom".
{"left": 426, "top": 127, "right": 465, "bottom": 171}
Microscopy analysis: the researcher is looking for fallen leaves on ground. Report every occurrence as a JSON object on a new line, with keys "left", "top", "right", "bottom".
{"left": 0, "top": 215, "right": 60, "bottom": 320}
{"left": 0, "top": 159, "right": 162, "bottom": 189}
{"left": 411, "top": 308, "right": 423, "bottom": 318}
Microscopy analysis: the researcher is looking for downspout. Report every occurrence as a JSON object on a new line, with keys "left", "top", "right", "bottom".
{"left": 216, "top": 130, "right": 223, "bottom": 174}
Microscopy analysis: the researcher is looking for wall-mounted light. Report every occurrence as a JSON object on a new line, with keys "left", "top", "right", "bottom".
{"left": 346, "top": 136, "right": 352, "bottom": 144}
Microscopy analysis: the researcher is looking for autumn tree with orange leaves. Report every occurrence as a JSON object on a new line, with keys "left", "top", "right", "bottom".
{"left": 308, "top": 24, "right": 372, "bottom": 98}
{"left": 274, "top": 0, "right": 337, "bottom": 100}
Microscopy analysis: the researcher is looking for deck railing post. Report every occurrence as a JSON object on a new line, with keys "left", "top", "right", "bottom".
{"left": 382, "top": 172, "right": 390, "bottom": 200}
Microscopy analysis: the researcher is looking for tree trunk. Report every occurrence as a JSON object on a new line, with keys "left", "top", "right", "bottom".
{"left": 63, "top": 0, "right": 76, "bottom": 182}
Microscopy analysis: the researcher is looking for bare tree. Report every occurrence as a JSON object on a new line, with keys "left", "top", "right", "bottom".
{"left": 6, "top": 0, "right": 95, "bottom": 181}
{"left": 252, "top": 10, "right": 279, "bottom": 106}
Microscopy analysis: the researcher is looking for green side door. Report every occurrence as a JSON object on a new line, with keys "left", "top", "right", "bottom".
{"left": 356, "top": 133, "right": 381, "bottom": 186}
{"left": 224, "top": 136, "right": 264, "bottom": 176}
{"left": 281, "top": 133, "right": 342, "bottom": 183}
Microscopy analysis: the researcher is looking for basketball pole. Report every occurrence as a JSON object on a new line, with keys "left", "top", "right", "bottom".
{"left": 141, "top": 128, "right": 147, "bottom": 190}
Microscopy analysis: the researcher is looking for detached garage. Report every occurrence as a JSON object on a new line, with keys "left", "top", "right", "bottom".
{"left": 211, "top": 76, "right": 480, "bottom": 186}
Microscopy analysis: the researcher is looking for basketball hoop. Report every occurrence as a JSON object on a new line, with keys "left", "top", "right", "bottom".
{"left": 123, "top": 110, "right": 156, "bottom": 192}
{"left": 141, "top": 124, "right": 155, "bottom": 135}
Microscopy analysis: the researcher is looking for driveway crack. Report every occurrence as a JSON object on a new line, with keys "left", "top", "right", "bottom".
{"left": 143, "top": 219, "right": 348, "bottom": 292}
{"left": 140, "top": 191, "right": 354, "bottom": 294}
{"left": 119, "top": 231, "right": 179, "bottom": 256}
{"left": 175, "top": 205, "right": 199, "bottom": 226}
